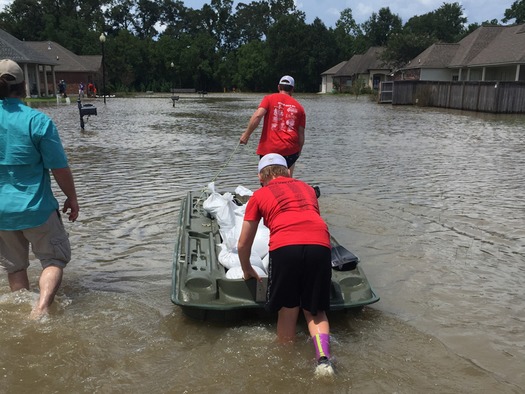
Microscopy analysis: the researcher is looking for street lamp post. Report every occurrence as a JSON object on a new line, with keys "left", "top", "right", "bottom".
{"left": 99, "top": 33, "right": 106, "bottom": 104}
{"left": 170, "top": 62, "right": 179, "bottom": 107}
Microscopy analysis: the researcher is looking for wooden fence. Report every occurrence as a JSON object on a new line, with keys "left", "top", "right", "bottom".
{"left": 388, "top": 80, "right": 525, "bottom": 113}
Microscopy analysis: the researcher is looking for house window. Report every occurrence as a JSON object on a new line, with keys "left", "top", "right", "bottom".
{"left": 452, "top": 75, "right": 459, "bottom": 81}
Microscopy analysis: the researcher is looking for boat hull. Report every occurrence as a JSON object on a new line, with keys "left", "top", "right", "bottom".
{"left": 171, "top": 190, "right": 379, "bottom": 320}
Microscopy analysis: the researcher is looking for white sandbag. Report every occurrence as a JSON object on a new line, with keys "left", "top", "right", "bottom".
{"left": 252, "top": 223, "right": 269, "bottom": 259}
{"left": 203, "top": 191, "right": 236, "bottom": 230}
{"left": 225, "top": 265, "right": 267, "bottom": 279}
{"left": 218, "top": 244, "right": 266, "bottom": 272}
{"left": 235, "top": 185, "right": 253, "bottom": 197}
{"left": 262, "top": 253, "right": 269, "bottom": 272}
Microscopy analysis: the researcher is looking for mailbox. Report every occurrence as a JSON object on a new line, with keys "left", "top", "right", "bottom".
{"left": 80, "top": 103, "right": 97, "bottom": 116}
{"left": 77, "top": 99, "right": 98, "bottom": 130}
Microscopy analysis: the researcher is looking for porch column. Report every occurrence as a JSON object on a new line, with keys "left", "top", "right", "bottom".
{"left": 43, "top": 64, "right": 50, "bottom": 96}
{"left": 23, "top": 63, "right": 30, "bottom": 98}
{"left": 515, "top": 64, "right": 521, "bottom": 81}
{"left": 51, "top": 66, "right": 57, "bottom": 96}
{"left": 481, "top": 67, "right": 486, "bottom": 81}
{"left": 35, "top": 64, "right": 42, "bottom": 97}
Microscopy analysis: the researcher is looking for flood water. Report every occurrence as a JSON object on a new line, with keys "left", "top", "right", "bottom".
{"left": 1, "top": 93, "right": 524, "bottom": 393}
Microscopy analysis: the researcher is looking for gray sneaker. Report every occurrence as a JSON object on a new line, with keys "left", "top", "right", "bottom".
{"left": 314, "top": 356, "right": 335, "bottom": 378}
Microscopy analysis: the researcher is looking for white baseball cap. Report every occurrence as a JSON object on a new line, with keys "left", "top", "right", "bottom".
{"left": 258, "top": 153, "right": 288, "bottom": 173}
{"left": 0, "top": 59, "right": 24, "bottom": 85}
{"left": 278, "top": 75, "right": 295, "bottom": 87}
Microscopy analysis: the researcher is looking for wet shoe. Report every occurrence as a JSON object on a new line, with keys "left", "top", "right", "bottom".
{"left": 314, "top": 356, "right": 334, "bottom": 377}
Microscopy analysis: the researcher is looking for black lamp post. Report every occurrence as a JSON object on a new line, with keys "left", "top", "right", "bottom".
{"left": 170, "top": 62, "right": 174, "bottom": 90}
{"left": 99, "top": 33, "right": 107, "bottom": 104}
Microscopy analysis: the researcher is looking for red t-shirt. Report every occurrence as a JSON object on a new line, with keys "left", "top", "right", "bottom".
{"left": 256, "top": 93, "right": 306, "bottom": 156}
{"left": 244, "top": 177, "right": 330, "bottom": 251}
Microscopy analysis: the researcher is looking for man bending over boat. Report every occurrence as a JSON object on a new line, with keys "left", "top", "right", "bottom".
{"left": 239, "top": 75, "right": 305, "bottom": 177}
{"left": 237, "top": 153, "right": 334, "bottom": 377}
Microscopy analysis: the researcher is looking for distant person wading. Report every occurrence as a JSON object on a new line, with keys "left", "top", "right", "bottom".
{"left": 240, "top": 75, "right": 306, "bottom": 177}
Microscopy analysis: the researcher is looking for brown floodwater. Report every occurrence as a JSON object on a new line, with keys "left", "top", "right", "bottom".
{"left": 0, "top": 93, "right": 523, "bottom": 393}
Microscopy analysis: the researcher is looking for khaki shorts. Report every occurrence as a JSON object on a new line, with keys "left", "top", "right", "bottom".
{"left": 0, "top": 211, "right": 71, "bottom": 274}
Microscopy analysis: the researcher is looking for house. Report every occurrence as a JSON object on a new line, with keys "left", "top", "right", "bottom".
{"left": 25, "top": 41, "right": 102, "bottom": 97}
{"left": 0, "top": 29, "right": 58, "bottom": 97}
{"left": 0, "top": 29, "right": 102, "bottom": 97}
{"left": 319, "top": 61, "right": 346, "bottom": 93}
{"left": 321, "top": 47, "right": 393, "bottom": 93}
{"left": 396, "top": 24, "right": 525, "bottom": 82}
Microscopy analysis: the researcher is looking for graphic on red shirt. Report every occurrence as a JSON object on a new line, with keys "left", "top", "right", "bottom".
{"left": 256, "top": 93, "right": 306, "bottom": 156}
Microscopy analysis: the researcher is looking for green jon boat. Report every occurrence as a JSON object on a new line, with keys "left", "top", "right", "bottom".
{"left": 171, "top": 189, "right": 380, "bottom": 320}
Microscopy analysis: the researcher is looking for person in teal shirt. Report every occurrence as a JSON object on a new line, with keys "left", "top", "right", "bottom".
{"left": 0, "top": 59, "right": 79, "bottom": 319}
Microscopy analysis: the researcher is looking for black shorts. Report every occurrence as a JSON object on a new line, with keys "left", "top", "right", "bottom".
{"left": 266, "top": 244, "right": 332, "bottom": 315}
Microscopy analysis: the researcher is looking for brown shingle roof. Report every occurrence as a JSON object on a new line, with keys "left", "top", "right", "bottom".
{"left": 404, "top": 24, "right": 525, "bottom": 70}
{"left": 450, "top": 25, "right": 506, "bottom": 66}
{"left": 466, "top": 24, "right": 525, "bottom": 66}
{"left": 25, "top": 41, "right": 101, "bottom": 72}
{"left": 404, "top": 43, "right": 460, "bottom": 69}
{"left": 0, "top": 29, "right": 57, "bottom": 65}
{"left": 334, "top": 47, "right": 391, "bottom": 77}
{"left": 321, "top": 60, "right": 347, "bottom": 75}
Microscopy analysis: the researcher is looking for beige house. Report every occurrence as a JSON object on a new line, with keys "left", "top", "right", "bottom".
{"left": 321, "top": 47, "right": 393, "bottom": 93}
{"left": 397, "top": 24, "right": 525, "bottom": 82}
{"left": 319, "top": 61, "right": 346, "bottom": 93}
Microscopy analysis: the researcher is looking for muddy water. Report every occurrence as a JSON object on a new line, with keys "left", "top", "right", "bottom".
{"left": 0, "top": 94, "right": 523, "bottom": 393}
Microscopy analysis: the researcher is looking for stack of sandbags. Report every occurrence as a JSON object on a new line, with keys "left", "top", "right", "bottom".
{"left": 203, "top": 183, "right": 269, "bottom": 279}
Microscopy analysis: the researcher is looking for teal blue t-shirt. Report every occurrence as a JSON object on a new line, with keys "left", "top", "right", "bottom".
{"left": 0, "top": 98, "right": 69, "bottom": 230}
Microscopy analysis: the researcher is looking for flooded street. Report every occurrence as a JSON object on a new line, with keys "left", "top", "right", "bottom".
{"left": 0, "top": 93, "right": 523, "bottom": 393}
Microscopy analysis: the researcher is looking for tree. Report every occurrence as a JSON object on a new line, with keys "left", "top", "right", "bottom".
{"left": 268, "top": 0, "right": 305, "bottom": 23}
{"left": 382, "top": 32, "right": 434, "bottom": 69}
{"left": 157, "top": 0, "right": 187, "bottom": 38}
{"left": 265, "top": 15, "right": 309, "bottom": 91}
{"left": 502, "top": 0, "right": 525, "bottom": 24}
{"left": 361, "top": 7, "right": 402, "bottom": 47}
{"left": 0, "top": 0, "right": 46, "bottom": 40}
{"left": 302, "top": 18, "right": 339, "bottom": 91}
{"left": 404, "top": 2, "right": 466, "bottom": 43}
{"left": 233, "top": 1, "right": 271, "bottom": 45}
{"left": 431, "top": 2, "right": 467, "bottom": 42}
{"left": 333, "top": 8, "right": 365, "bottom": 59}
{"left": 132, "top": 0, "right": 162, "bottom": 39}
{"left": 235, "top": 40, "right": 270, "bottom": 91}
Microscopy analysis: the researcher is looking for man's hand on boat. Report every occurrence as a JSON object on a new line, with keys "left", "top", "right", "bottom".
{"left": 238, "top": 220, "right": 263, "bottom": 282}
{"left": 241, "top": 265, "right": 262, "bottom": 282}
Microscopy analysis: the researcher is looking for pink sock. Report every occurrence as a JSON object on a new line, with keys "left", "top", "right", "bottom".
{"left": 312, "top": 333, "right": 330, "bottom": 360}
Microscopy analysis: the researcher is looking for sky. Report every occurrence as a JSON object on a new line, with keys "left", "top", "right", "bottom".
{"left": 182, "top": 0, "right": 517, "bottom": 27}
{"left": 0, "top": 0, "right": 517, "bottom": 27}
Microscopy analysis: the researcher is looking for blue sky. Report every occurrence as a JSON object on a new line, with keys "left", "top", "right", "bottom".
{"left": 0, "top": 0, "right": 517, "bottom": 27}
{"left": 183, "top": 0, "right": 516, "bottom": 27}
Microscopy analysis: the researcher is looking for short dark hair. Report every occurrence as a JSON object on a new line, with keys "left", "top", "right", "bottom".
{"left": 279, "top": 84, "right": 293, "bottom": 92}
{"left": 0, "top": 79, "right": 25, "bottom": 99}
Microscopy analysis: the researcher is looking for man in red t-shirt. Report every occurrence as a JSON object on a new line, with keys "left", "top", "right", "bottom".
{"left": 237, "top": 153, "right": 334, "bottom": 377}
{"left": 239, "top": 75, "right": 305, "bottom": 177}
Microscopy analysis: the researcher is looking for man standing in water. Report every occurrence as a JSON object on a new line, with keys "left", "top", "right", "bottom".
{"left": 0, "top": 59, "right": 79, "bottom": 318}
{"left": 239, "top": 75, "right": 305, "bottom": 177}
{"left": 237, "top": 153, "right": 334, "bottom": 377}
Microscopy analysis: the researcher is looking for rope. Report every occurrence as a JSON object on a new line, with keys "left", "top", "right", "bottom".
{"left": 194, "top": 141, "right": 243, "bottom": 207}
